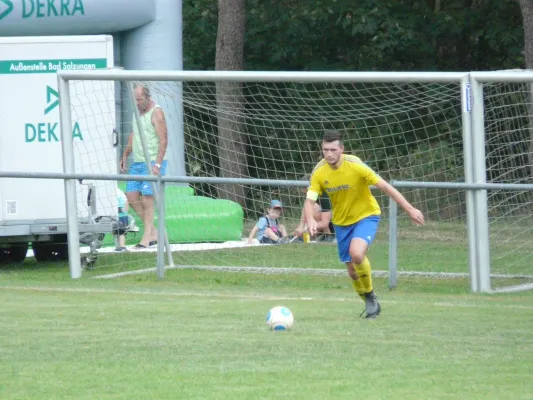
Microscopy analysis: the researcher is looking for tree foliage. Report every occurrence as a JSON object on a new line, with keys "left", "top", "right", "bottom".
{"left": 182, "top": 0, "right": 527, "bottom": 216}
{"left": 184, "top": 0, "right": 524, "bottom": 72}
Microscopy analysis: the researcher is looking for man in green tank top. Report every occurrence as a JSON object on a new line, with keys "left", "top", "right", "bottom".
{"left": 120, "top": 84, "right": 168, "bottom": 249}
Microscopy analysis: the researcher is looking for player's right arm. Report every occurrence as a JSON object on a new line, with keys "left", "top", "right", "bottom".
{"left": 293, "top": 208, "right": 307, "bottom": 237}
{"left": 120, "top": 133, "right": 134, "bottom": 171}
{"left": 304, "top": 170, "right": 322, "bottom": 236}
{"left": 303, "top": 199, "right": 317, "bottom": 235}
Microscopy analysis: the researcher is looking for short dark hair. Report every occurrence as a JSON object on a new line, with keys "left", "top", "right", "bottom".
{"left": 323, "top": 130, "right": 343, "bottom": 144}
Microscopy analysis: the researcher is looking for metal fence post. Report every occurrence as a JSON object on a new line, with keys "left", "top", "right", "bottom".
{"left": 58, "top": 75, "right": 82, "bottom": 279}
{"left": 388, "top": 187, "right": 398, "bottom": 290}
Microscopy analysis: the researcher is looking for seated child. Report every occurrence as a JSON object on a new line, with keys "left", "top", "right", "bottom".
{"left": 247, "top": 200, "right": 290, "bottom": 244}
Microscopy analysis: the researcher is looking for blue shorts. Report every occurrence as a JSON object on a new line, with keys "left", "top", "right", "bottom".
{"left": 125, "top": 161, "right": 167, "bottom": 196}
{"left": 334, "top": 216, "right": 380, "bottom": 263}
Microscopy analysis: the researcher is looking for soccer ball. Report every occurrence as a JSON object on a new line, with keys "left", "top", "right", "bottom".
{"left": 266, "top": 306, "right": 294, "bottom": 331}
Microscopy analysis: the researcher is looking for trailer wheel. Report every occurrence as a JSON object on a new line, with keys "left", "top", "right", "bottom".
{"left": 32, "top": 242, "right": 50, "bottom": 262}
{"left": 50, "top": 243, "right": 69, "bottom": 261}
{"left": 51, "top": 235, "right": 69, "bottom": 261}
{"left": 32, "top": 236, "right": 69, "bottom": 263}
{"left": 9, "top": 243, "right": 29, "bottom": 263}
{"left": 0, "top": 248, "right": 9, "bottom": 265}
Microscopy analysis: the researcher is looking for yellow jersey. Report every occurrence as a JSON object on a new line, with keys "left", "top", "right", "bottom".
{"left": 307, "top": 155, "right": 381, "bottom": 226}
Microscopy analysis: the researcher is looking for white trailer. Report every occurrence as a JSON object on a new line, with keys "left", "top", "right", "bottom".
{"left": 0, "top": 35, "right": 117, "bottom": 264}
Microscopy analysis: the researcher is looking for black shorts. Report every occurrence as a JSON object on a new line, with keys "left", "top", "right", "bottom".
{"left": 259, "top": 229, "right": 282, "bottom": 244}
{"left": 259, "top": 237, "right": 278, "bottom": 244}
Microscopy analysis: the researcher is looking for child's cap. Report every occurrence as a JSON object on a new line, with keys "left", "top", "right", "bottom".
{"left": 270, "top": 200, "right": 283, "bottom": 209}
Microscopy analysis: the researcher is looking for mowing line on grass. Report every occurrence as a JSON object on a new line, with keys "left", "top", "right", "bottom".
{"left": 491, "top": 282, "right": 533, "bottom": 293}
{"left": 91, "top": 264, "right": 533, "bottom": 281}
{"left": 1, "top": 284, "right": 533, "bottom": 310}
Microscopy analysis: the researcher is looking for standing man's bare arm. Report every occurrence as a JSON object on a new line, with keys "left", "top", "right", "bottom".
{"left": 152, "top": 108, "right": 168, "bottom": 167}
{"left": 317, "top": 211, "right": 332, "bottom": 232}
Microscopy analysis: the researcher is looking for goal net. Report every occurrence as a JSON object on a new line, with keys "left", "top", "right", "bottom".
{"left": 482, "top": 80, "right": 533, "bottom": 292}
{"left": 65, "top": 74, "right": 480, "bottom": 288}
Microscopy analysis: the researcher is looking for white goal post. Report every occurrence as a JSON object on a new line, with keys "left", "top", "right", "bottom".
{"left": 470, "top": 71, "right": 533, "bottom": 293}
{"left": 54, "top": 68, "right": 533, "bottom": 293}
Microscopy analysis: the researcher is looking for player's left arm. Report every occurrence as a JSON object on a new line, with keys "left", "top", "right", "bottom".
{"left": 152, "top": 108, "right": 168, "bottom": 165}
{"left": 304, "top": 170, "right": 322, "bottom": 235}
{"left": 375, "top": 179, "right": 424, "bottom": 225}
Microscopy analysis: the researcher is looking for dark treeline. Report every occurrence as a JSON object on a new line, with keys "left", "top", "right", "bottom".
{"left": 184, "top": 0, "right": 524, "bottom": 72}
{"left": 180, "top": 0, "right": 529, "bottom": 218}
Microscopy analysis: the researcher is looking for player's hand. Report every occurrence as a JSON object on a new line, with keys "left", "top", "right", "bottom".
{"left": 120, "top": 158, "right": 126, "bottom": 172}
{"left": 408, "top": 208, "right": 425, "bottom": 226}
{"left": 152, "top": 165, "right": 161, "bottom": 176}
{"left": 307, "top": 219, "right": 318, "bottom": 236}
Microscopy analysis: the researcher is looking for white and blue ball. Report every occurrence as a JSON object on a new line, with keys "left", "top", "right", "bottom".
{"left": 266, "top": 306, "right": 294, "bottom": 331}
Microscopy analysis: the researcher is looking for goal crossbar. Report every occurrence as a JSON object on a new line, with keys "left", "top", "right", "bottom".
{"left": 58, "top": 69, "right": 468, "bottom": 83}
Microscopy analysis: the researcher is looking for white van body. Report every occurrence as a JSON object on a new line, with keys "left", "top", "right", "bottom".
{"left": 0, "top": 35, "right": 117, "bottom": 262}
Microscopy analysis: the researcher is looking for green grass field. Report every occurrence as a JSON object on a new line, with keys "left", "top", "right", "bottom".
{"left": 1, "top": 222, "right": 533, "bottom": 399}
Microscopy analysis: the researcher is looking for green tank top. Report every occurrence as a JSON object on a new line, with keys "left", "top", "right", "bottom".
{"left": 132, "top": 105, "right": 165, "bottom": 163}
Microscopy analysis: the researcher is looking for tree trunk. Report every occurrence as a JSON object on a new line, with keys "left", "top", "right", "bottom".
{"left": 519, "top": 0, "right": 533, "bottom": 178}
{"left": 215, "top": 0, "right": 248, "bottom": 205}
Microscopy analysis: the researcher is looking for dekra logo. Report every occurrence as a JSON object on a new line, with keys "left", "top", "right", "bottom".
{"left": 0, "top": 0, "right": 13, "bottom": 20}
{"left": 44, "top": 85, "right": 59, "bottom": 115}
{"left": 25, "top": 85, "right": 84, "bottom": 143}
{"left": 0, "top": 0, "right": 85, "bottom": 20}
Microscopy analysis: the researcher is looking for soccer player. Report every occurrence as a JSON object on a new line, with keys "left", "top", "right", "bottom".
{"left": 304, "top": 130, "right": 424, "bottom": 318}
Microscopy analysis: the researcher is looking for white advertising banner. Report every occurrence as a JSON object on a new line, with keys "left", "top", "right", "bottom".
{"left": 0, "top": 35, "right": 117, "bottom": 223}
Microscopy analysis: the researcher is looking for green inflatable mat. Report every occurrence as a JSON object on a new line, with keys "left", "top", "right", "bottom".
{"left": 104, "top": 184, "right": 244, "bottom": 246}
